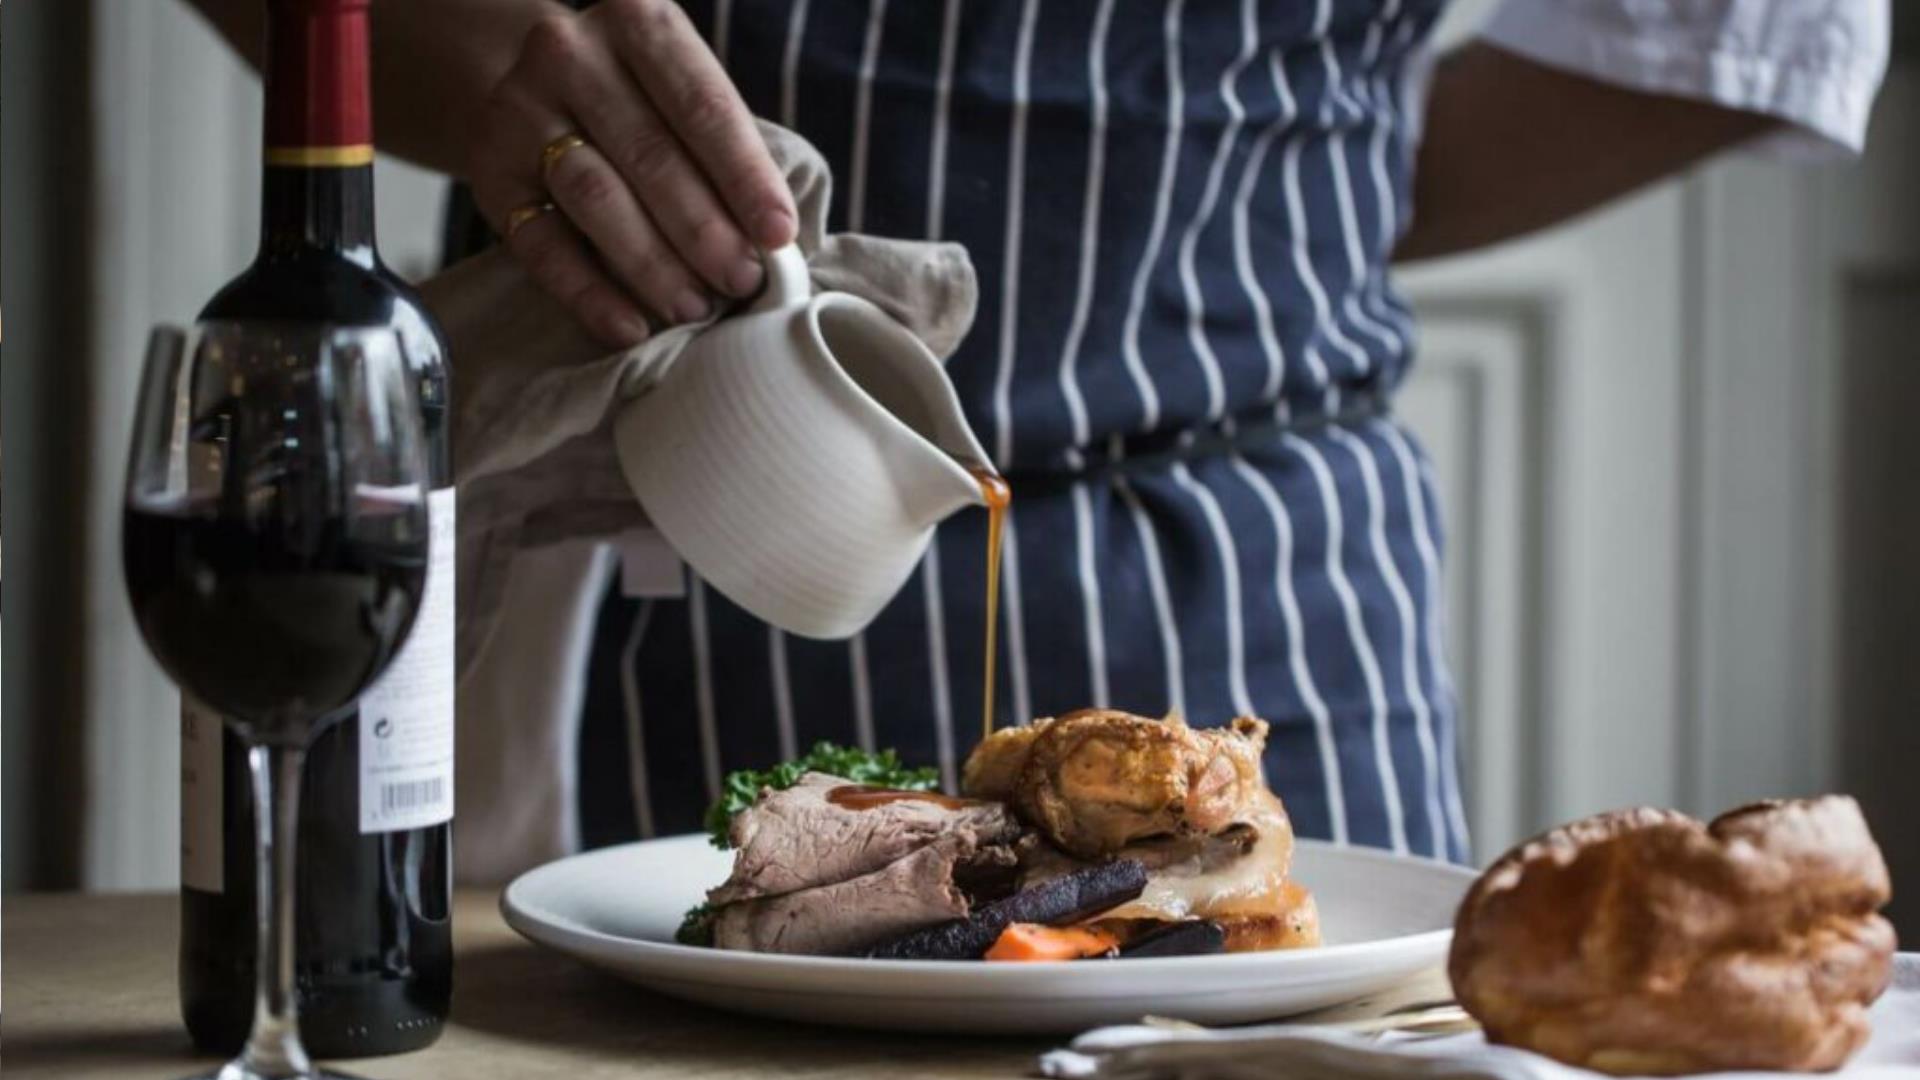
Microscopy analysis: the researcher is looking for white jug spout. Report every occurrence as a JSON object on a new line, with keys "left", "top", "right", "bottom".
{"left": 805, "top": 294, "right": 996, "bottom": 529}
{"left": 873, "top": 372, "right": 994, "bottom": 531}
{"left": 896, "top": 442, "right": 995, "bottom": 531}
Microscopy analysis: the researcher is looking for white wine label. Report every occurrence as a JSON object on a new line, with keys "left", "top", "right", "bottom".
{"left": 181, "top": 696, "right": 225, "bottom": 893}
{"left": 358, "top": 486, "right": 456, "bottom": 833}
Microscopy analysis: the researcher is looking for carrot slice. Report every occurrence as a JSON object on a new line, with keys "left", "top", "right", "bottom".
{"left": 984, "top": 923, "right": 1120, "bottom": 962}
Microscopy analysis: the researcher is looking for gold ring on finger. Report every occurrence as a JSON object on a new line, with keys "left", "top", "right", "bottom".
{"left": 540, "top": 133, "right": 591, "bottom": 183}
{"left": 505, "top": 200, "right": 558, "bottom": 239}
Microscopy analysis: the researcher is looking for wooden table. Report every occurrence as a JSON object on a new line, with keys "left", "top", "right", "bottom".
{"left": 4, "top": 890, "right": 1448, "bottom": 1079}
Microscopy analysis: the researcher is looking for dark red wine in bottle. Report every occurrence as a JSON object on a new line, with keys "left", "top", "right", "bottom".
{"left": 180, "top": 0, "right": 454, "bottom": 1058}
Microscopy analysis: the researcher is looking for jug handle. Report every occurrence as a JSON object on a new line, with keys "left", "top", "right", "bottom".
{"left": 749, "top": 244, "right": 812, "bottom": 314}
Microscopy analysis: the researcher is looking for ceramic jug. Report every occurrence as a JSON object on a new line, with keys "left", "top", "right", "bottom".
{"left": 614, "top": 244, "right": 995, "bottom": 640}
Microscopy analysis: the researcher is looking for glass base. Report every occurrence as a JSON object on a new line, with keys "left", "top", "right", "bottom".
{"left": 184, "top": 1064, "right": 365, "bottom": 1080}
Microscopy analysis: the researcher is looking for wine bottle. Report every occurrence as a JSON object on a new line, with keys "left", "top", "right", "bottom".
{"left": 179, "top": 0, "right": 454, "bottom": 1058}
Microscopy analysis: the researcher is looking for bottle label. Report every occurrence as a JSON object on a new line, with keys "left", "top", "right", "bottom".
{"left": 357, "top": 486, "right": 456, "bottom": 833}
{"left": 181, "top": 696, "right": 225, "bottom": 893}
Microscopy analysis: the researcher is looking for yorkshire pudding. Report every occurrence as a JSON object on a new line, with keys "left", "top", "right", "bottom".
{"left": 1450, "top": 796, "right": 1895, "bottom": 1075}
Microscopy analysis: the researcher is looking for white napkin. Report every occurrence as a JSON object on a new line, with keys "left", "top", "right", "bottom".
{"left": 1040, "top": 953, "right": 1920, "bottom": 1080}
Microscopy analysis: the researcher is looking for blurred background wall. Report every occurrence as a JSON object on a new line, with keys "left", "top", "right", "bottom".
{"left": 3, "top": 0, "right": 448, "bottom": 890}
{"left": 4, "top": 1, "right": 1915, "bottom": 928}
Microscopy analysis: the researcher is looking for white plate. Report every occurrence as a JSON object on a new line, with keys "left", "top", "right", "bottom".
{"left": 501, "top": 834, "right": 1473, "bottom": 1034}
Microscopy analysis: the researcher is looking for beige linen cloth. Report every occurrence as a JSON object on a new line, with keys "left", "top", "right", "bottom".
{"left": 418, "top": 121, "right": 977, "bottom": 883}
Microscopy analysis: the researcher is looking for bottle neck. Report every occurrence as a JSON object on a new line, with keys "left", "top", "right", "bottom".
{"left": 259, "top": 0, "right": 377, "bottom": 265}
{"left": 260, "top": 166, "right": 376, "bottom": 265}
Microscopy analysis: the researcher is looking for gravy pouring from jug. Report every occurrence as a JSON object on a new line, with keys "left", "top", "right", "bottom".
{"left": 972, "top": 467, "right": 1011, "bottom": 742}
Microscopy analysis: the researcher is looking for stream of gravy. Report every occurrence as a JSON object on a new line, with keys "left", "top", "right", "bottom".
{"left": 970, "top": 467, "right": 1012, "bottom": 743}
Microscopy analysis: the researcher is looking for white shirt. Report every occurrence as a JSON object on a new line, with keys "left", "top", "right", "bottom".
{"left": 1476, "top": 0, "right": 1891, "bottom": 159}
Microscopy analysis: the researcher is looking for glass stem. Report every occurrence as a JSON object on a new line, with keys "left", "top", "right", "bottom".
{"left": 242, "top": 741, "right": 314, "bottom": 1079}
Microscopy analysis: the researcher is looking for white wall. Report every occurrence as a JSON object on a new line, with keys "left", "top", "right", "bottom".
{"left": 1826, "top": 60, "right": 1920, "bottom": 933}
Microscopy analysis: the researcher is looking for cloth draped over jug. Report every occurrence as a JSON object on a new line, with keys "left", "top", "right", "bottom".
{"left": 420, "top": 120, "right": 979, "bottom": 684}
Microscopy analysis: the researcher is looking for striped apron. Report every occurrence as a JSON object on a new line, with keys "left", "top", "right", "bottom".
{"left": 570, "top": 0, "right": 1469, "bottom": 862}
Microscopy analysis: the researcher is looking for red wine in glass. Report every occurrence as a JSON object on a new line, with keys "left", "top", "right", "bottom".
{"left": 124, "top": 507, "right": 424, "bottom": 742}
{"left": 124, "top": 321, "right": 429, "bottom": 1080}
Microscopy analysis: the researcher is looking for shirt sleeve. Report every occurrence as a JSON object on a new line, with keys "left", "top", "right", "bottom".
{"left": 1477, "top": 0, "right": 1890, "bottom": 161}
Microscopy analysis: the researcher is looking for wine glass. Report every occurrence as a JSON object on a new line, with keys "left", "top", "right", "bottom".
{"left": 124, "top": 321, "right": 430, "bottom": 1080}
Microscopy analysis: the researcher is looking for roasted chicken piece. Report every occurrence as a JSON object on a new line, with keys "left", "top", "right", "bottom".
{"left": 963, "top": 709, "right": 1269, "bottom": 859}
{"left": 961, "top": 722, "right": 1042, "bottom": 801}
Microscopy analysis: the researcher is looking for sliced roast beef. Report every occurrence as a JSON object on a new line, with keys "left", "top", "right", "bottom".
{"left": 709, "top": 772, "right": 1021, "bottom": 905}
{"left": 711, "top": 837, "right": 1017, "bottom": 955}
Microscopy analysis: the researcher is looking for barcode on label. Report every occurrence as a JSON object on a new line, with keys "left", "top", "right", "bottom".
{"left": 357, "top": 487, "right": 456, "bottom": 834}
{"left": 380, "top": 778, "right": 446, "bottom": 814}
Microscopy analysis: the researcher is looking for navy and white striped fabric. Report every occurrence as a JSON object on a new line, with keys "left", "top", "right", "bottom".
{"left": 575, "top": 0, "right": 1469, "bottom": 862}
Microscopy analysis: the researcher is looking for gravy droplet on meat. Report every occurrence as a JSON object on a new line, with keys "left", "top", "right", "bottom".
{"left": 826, "top": 785, "right": 981, "bottom": 812}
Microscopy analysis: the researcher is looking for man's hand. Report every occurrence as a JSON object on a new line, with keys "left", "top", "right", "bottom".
{"left": 1397, "top": 44, "right": 1777, "bottom": 262}
{"left": 471, "top": 0, "right": 797, "bottom": 346}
